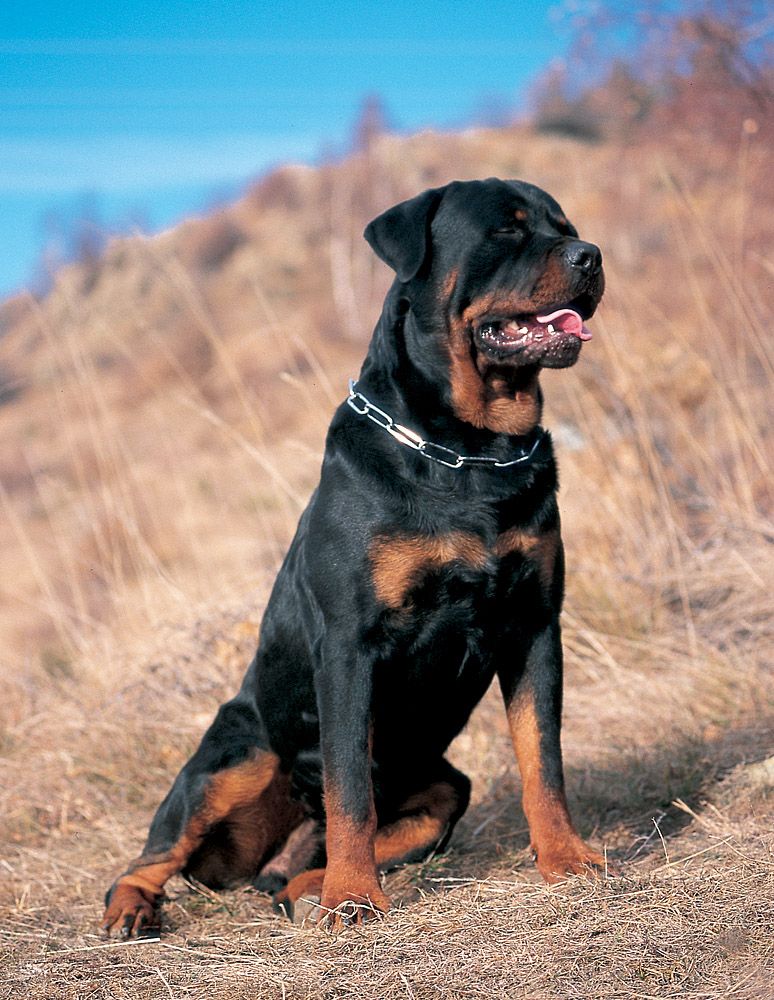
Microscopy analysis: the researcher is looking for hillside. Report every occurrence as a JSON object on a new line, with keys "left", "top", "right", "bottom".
{"left": 0, "top": 116, "right": 772, "bottom": 998}
{"left": 1, "top": 124, "right": 770, "bottom": 676}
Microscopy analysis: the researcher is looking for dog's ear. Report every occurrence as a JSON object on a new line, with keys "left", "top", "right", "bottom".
{"left": 364, "top": 187, "right": 444, "bottom": 282}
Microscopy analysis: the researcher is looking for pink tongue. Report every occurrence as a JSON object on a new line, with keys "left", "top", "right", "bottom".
{"left": 536, "top": 308, "right": 592, "bottom": 341}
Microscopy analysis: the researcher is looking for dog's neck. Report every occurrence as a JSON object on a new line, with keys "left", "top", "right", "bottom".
{"left": 358, "top": 296, "right": 544, "bottom": 452}
{"left": 446, "top": 353, "right": 543, "bottom": 437}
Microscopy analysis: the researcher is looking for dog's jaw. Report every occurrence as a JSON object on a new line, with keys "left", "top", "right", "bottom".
{"left": 472, "top": 306, "right": 591, "bottom": 370}
{"left": 441, "top": 278, "right": 601, "bottom": 434}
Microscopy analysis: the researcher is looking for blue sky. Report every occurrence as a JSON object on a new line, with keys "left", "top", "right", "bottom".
{"left": 0, "top": 1, "right": 583, "bottom": 298}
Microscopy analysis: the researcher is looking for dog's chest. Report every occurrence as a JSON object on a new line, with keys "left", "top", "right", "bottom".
{"left": 368, "top": 525, "right": 556, "bottom": 620}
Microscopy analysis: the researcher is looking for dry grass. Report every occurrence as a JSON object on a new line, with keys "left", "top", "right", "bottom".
{"left": 0, "top": 115, "right": 772, "bottom": 998}
{"left": 1, "top": 615, "right": 772, "bottom": 999}
{"left": 3, "top": 817, "right": 773, "bottom": 1000}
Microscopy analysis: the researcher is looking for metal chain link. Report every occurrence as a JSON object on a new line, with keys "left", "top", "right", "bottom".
{"left": 346, "top": 380, "right": 543, "bottom": 470}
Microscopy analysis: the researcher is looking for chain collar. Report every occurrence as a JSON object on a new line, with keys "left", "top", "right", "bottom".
{"left": 346, "top": 380, "right": 544, "bottom": 470}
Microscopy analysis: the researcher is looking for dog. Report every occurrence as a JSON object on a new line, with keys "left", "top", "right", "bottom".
{"left": 102, "top": 177, "right": 607, "bottom": 937}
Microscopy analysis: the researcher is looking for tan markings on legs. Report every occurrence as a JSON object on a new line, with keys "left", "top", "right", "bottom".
{"left": 137, "top": 751, "right": 280, "bottom": 887}
{"left": 101, "top": 875, "right": 163, "bottom": 939}
{"left": 494, "top": 527, "right": 560, "bottom": 591}
{"left": 102, "top": 751, "right": 282, "bottom": 935}
{"left": 320, "top": 786, "right": 389, "bottom": 924}
{"left": 507, "top": 692, "right": 605, "bottom": 883}
{"left": 276, "top": 867, "right": 327, "bottom": 908}
{"left": 374, "top": 781, "right": 461, "bottom": 868}
{"left": 272, "top": 866, "right": 328, "bottom": 927}
{"left": 186, "top": 768, "right": 305, "bottom": 888}
{"left": 369, "top": 532, "right": 488, "bottom": 609}
{"left": 275, "top": 781, "right": 462, "bottom": 924}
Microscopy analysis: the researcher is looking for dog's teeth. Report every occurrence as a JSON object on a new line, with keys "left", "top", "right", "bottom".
{"left": 547, "top": 323, "right": 555, "bottom": 334}
{"left": 518, "top": 326, "right": 528, "bottom": 334}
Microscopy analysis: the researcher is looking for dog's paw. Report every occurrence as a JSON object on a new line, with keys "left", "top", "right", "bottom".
{"left": 253, "top": 871, "right": 288, "bottom": 896}
{"left": 317, "top": 882, "right": 390, "bottom": 931}
{"left": 273, "top": 868, "right": 390, "bottom": 930}
{"left": 535, "top": 838, "right": 614, "bottom": 884}
{"left": 101, "top": 880, "right": 161, "bottom": 939}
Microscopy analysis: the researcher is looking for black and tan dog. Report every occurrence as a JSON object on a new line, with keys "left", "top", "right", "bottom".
{"left": 102, "top": 178, "right": 607, "bottom": 936}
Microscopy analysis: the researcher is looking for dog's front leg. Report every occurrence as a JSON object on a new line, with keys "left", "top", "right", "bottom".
{"left": 497, "top": 620, "right": 607, "bottom": 882}
{"left": 315, "top": 638, "right": 390, "bottom": 927}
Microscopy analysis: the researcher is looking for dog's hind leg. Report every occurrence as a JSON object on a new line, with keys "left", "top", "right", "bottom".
{"left": 102, "top": 698, "right": 302, "bottom": 937}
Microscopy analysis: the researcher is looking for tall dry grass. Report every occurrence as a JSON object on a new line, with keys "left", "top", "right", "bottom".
{"left": 0, "top": 119, "right": 772, "bottom": 998}
{"left": 0, "top": 120, "right": 770, "bottom": 757}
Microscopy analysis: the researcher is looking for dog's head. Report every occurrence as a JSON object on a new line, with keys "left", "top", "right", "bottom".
{"left": 364, "top": 179, "right": 604, "bottom": 434}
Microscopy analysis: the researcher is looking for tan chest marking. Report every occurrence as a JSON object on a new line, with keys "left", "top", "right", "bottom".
{"left": 494, "top": 527, "right": 560, "bottom": 591}
{"left": 370, "top": 528, "right": 559, "bottom": 609}
{"left": 369, "top": 532, "right": 489, "bottom": 609}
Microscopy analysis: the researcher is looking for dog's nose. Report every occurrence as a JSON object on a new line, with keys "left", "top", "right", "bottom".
{"left": 561, "top": 240, "right": 602, "bottom": 273}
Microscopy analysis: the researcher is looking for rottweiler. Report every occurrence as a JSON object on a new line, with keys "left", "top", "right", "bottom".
{"left": 102, "top": 177, "right": 607, "bottom": 937}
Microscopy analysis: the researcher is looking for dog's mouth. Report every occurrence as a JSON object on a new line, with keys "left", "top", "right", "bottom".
{"left": 472, "top": 302, "right": 594, "bottom": 369}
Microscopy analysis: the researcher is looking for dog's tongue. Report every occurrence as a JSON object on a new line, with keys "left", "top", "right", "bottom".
{"left": 536, "top": 308, "right": 593, "bottom": 342}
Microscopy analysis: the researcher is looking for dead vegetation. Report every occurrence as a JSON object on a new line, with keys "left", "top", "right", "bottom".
{"left": 1, "top": 8, "right": 773, "bottom": 995}
{"left": 0, "top": 591, "right": 771, "bottom": 998}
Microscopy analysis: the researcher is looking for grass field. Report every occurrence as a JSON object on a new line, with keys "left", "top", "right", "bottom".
{"left": 0, "top": 108, "right": 772, "bottom": 998}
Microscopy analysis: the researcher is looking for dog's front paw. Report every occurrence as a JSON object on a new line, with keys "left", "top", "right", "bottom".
{"left": 534, "top": 837, "right": 612, "bottom": 884}
{"left": 274, "top": 869, "right": 390, "bottom": 929}
{"left": 318, "top": 879, "right": 390, "bottom": 931}
{"left": 101, "top": 878, "right": 161, "bottom": 938}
